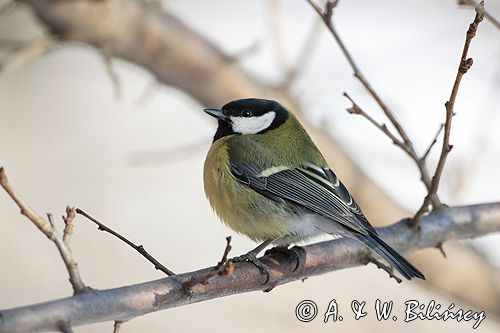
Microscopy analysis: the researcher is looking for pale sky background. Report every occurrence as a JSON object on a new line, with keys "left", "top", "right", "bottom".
{"left": 0, "top": 0, "right": 499, "bottom": 332}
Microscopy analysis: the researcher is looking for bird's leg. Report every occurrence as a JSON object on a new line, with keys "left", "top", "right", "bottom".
{"left": 230, "top": 238, "right": 274, "bottom": 283}
{"left": 265, "top": 245, "right": 306, "bottom": 272}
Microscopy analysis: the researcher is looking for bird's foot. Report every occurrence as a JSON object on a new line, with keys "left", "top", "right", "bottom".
{"left": 265, "top": 246, "right": 306, "bottom": 272}
{"left": 230, "top": 253, "right": 270, "bottom": 284}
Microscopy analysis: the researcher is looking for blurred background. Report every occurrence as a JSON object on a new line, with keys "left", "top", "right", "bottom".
{"left": 0, "top": 0, "right": 499, "bottom": 332}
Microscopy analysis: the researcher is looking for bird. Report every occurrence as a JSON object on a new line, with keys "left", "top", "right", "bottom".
{"left": 203, "top": 98, "right": 425, "bottom": 281}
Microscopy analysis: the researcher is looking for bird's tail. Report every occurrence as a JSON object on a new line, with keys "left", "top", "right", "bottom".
{"left": 355, "top": 232, "right": 425, "bottom": 280}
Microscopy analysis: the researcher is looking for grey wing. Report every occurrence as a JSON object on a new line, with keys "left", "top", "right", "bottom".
{"left": 320, "top": 166, "right": 378, "bottom": 235}
{"left": 230, "top": 162, "right": 376, "bottom": 236}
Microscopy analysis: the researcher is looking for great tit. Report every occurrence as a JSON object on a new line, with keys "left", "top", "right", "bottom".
{"left": 203, "top": 98, "right": 425, "bottom": 280}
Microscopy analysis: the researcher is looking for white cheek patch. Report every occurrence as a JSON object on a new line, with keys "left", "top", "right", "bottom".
{"left": 230, "top": 111, "right": 276, "bottom": 134}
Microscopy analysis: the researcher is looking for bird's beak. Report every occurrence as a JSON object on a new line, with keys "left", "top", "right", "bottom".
{"left": 204, "top": 108, "right": 227, "bottom": 121}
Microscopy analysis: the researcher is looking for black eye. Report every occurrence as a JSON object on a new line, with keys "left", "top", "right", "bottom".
{"left": 242, "top": 110, "right": 253, "bottom": 117}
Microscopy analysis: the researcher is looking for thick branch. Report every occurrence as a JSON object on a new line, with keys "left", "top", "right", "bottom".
{"left": 1, "top": 202, "right": 499, "bottom": 332}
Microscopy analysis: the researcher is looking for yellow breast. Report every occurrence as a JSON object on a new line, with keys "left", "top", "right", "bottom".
{"left": 203, "top": 138, "right": 290, "bottom": 241}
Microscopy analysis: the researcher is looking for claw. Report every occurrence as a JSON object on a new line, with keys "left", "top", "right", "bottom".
{"left": 231, "top": 253, "right": 270, "bottom": 284}
{"left": 265, "top": 246, "right": 306, "bottom": 272}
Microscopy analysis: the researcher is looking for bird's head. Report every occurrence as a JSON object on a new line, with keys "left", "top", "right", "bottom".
{"left": 204, "top": 98, "right": 289, "bottom": 142}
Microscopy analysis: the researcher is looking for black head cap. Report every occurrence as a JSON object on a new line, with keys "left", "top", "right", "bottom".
{"left": 222, "top": 98, "right": 285, "bottom": 117}
{"left": 207, "top": 98, "right": 289, "bottom": 142}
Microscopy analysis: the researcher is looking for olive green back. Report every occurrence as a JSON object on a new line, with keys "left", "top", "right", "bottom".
{"left": 228, "top": 113, "right": 327, "bottom": 170}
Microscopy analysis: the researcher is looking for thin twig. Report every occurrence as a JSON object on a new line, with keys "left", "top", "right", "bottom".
{"left": 0, "top": 35, "right": 53, "bottom": 73}
{"left": 458, "top": 0, "right": 500, "bottom": 30}
{"left": 100, "top": 45, "right": 122, "bottom": 99}
{"left": 182, "top": 236, "right": 233, "bottom": 289}
{"left": 47, "top": 213, "right": 55, "bottom": 228}
{"left": 412, "top": 2, "right": 485, "bottom": 225}
{"left": 422, "top": 123, "right": 444, "bottom": 161}
{"left": 306, "top": 0, "right": 439, "bottom": 206}
{"left": 343, "top": 92, "right": 406, "bottom": 149}
{"left": 75, "top": 208, "right": 175, "bottom": 276}
{"left": 62, "top": 206, "right": 76, "bottom": 245}
{"left": 368, "top": 256, "right": 402, "bottom": 284}
{"left": 436, "top": 242, "right": 447, "bottom": 258}
{"left": 113, "top": 321, "right": 123, "bottom": 333}
{"left": 0, "top": 167, "right": 87, "bottom": 293}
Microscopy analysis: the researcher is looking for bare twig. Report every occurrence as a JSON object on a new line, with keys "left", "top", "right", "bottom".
{"left": 1, "top": 202, "right": 500, "bottom": 332}
{"left": 343, "top": 92, "right": 405, "bottom": 148}
{"left": 47, "top": 213, "right": 55, "bottom": 228}
{"left": 306, "top": 0, "right": 439, "bottom": 207}
{"left": 368, "top": 256, "right": 402, "bottom": 284}
{"left": 62, "top": 206, "right": 76, "bottom": 245}
{"left": 182, "top": 236, "right": 233, "bottom": 289}
{"left": 422, "top": 123, "right": 444, "bottom": 161}
{"left": 0, "top": 35, "right": 53, "bottom": 73}
{"left": 75, "top": 208, "right": 175, "bottom": 276}
{"left": 412, "top": 2, "right": 485, "bottom": 225}
{"left": 437, "top": 242, "right": 447, "bottom": 258}
{"left": 458, "top": 0, "right": 500, "bottom": 30}
{"left": 113, "top": 321, "right": 123, "bottom": 333}
{"left": 100, "top": 46, "right": 122, "bottom": 99}
{"left": 0, "top": 167, "right": 87, "bottom": 293}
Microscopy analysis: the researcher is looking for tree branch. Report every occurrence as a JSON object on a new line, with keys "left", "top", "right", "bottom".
{"left": 458, "top": 0, "right": 500, "bottom": 30}
{"left": 62, "top": 206, "right": 76, "bottom": 245}
{"left": 0, "top": 35, "right": 53, "bottom": 73}
{"left": 306, "top": 0, "right": 439, "bottom": 206}
{"left": 343, "top": 92, "right": 407, "bottom": 150}
{"left": 75, "top": 208, "right": 176, "bottom": 276}
{"left": 368, "top": 256, "right": 402, "bottom": 284}
{"left": 1, "top": 202, "right": 499, "bottom": 332}
{"left": 412, "top": 2, "right": 485, "bottom": 224}
{"left": 182, "top": 236, "right": 234, "bottom": 289}
{"left": 422, "top": 123, "right": 444, "bottom": 161}
{"left": 0, "top": 167, "right": 87, "bottom": 294}
{"left": 99, "top": 45, "right": 122, "bottom": 99}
